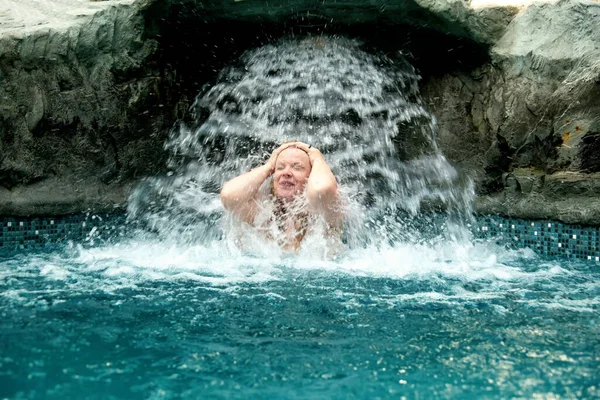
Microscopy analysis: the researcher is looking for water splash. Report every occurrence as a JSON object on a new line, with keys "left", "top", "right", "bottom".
{"left": 128, "top": 36, "right": 473, "bottom": 250}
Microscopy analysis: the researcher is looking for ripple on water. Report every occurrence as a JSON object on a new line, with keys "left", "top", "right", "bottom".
{"left": 0, "top": 239, "right": 599, "bottom": 399}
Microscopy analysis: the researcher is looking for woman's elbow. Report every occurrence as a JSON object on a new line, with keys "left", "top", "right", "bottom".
{"left": 220, "top": 186, "right": 236, "bottom": 210}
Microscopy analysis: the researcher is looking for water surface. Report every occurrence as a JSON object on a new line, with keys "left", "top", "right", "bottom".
{"left": 1, "top": 239, "right": 598, "bottom": 399}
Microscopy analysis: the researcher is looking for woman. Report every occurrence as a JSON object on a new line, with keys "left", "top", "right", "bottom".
{"left": 220, "top": 141, "right": 343, "bottom": 252}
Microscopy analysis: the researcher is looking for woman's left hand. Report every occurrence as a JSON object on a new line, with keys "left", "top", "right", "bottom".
{"left": 291, "top": 142, "right": 323, "bottom": 166}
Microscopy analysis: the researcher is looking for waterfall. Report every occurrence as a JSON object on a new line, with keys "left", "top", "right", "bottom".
{"left": 128, "top": 36, "right": 473, "bottom": 249}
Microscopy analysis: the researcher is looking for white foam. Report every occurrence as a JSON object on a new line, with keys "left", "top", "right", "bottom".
{"left": 66, "top": 237, "right": 560, "bottom": 288}
{"left": 1, "top": 237, "right": 597, "bottom": 314}
{"left": 39, "top": 264, "right": 69, "bottom": 281}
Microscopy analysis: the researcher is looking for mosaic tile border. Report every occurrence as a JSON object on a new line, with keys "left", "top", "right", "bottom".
{"left": 2, "top": 212, "right": 600, "bottom": 261}
{"left": 476, "top": 215, "right": 600, "bottom": 261}
{"left": 0, "top": 213, "right": 127, "bottom": 252}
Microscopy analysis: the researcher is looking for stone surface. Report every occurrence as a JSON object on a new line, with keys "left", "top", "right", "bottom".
{"left": 0, "top": 178, "right": 131, "bottom": 216}
{"left": 477, "top": 171, "right": 600, "bottom": 224}
{"left": 421, "top": 0, "right": 600, "bottom": 224}
{"left": 414, "top": 0, "right": 521, "bottom": 44}
{"left": 2, "top": 0, "right": 600, "bottom": 224}
{"left": 0, "top": 0, "right": 175, "bottom": 215}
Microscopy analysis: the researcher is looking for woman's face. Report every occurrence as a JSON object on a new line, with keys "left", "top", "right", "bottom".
{"left": 273, "top": 148, "right": 312, "bottom": 200}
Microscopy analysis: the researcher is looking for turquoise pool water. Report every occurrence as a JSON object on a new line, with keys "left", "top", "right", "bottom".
{"left": 1, "top": 238, "right": 598, "bottom": 399}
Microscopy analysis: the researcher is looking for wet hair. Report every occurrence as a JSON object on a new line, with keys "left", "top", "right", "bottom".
{"left": 269, "top": 141, "right": 311, "bottom": 250}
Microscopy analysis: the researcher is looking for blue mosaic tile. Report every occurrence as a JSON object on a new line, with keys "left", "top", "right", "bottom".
{"left": 2, "top": 212, "right": 600, "bottom": 262}
{"left": 475, "top": 215, "right": 600, "bottom": 262}
{"left": 0, "top": 213, "right": 127, "bottom": 252}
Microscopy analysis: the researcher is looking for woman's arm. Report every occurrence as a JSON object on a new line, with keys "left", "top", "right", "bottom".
{"left": 220, "top": 143, "right": 293, "bottom": 224}
{"left": 220, "top": 163, "right": 272, "bottom": 225}
{"left": 293, "top": 142, "right": 343, "bottom": 229}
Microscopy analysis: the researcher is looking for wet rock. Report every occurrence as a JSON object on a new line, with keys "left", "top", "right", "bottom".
{"left": 2, "top": 0, "right": 600, "bottom": 224}
{"left": 0, "top": 0, "right": 174, "bottom": 215}
{"left": 421, "top": 0, "right": 600, "bottom": 224}
{"left": 0, "top": 177, "right": 131, "bottom": 216}
{"left": 478, "top": 172, "right": 600, "bottom": 224}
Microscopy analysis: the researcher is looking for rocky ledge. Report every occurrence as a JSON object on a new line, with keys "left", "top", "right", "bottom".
{"left": 0, "top": 0, "right": 170, "bottom": 215}
{"left": 421, "top": 0, "right": 600, "bottom": 224}
{"left": 1, "top": 0, "right": 600, "bottom": 225}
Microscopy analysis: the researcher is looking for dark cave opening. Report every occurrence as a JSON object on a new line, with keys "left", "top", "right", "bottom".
{"left": 142, "top": 0, "right": 490, "bottom": 126}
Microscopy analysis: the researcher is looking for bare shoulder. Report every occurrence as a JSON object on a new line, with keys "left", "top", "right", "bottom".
{"left": 221, "top": 189, "right": 267, "bottom": 226}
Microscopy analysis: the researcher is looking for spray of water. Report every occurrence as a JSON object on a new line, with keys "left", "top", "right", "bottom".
{"left": 127, "top": 36, "right": 473, "bottom": 254}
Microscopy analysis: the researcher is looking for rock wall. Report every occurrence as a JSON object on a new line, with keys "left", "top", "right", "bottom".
{"left": 421, "top": 0, "right": 600, "bottom": 224}
{"left": 2, "top": 0, "right": 599, "bottom": 224}
{"left": 0, "top": 0, "right": 177, "bottom": 215}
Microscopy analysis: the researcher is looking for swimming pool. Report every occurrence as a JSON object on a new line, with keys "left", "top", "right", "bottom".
{"left": 1, "top": 230, "right": 598, "bottom": 399}
{"left": 2, "top": 35, "right": 598, "bottom": 399}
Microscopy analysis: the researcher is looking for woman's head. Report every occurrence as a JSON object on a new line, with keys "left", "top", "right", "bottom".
{"left": 272, "top": 147, "right": 311, "bottom": 200}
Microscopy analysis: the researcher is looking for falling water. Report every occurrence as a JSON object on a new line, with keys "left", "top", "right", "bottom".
{"left": 128, "top": 36, "right": 474, "bottom": 251}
